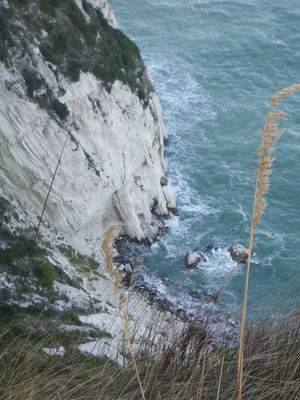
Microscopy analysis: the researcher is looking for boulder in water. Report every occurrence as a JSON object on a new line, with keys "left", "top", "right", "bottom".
{"left": 185, "top": 250, "right": 207, "bottom": 268}
{"left": 228, "top": 244, "right": 249, "bottom": 264}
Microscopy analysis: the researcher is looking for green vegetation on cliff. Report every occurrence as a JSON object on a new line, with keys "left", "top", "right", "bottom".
{"left": 0, "top": 0, "right": 153, "bottom": 105}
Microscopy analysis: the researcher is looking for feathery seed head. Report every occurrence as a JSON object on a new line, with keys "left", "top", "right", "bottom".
{"left": 271, "top": 84, "right": 300, "bottom": 106}
{"left": 238, "top": 84, "right": 300, "bottom": 400}
{"left": 252, "top": 85, "right": 300, "bottom": 226}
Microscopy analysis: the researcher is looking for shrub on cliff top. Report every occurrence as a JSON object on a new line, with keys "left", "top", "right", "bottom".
{"left": 0, "top": 0, "right": 152, "bottom": 106}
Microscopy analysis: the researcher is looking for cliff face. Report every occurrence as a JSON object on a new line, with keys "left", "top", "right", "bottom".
{"left": 0, "top": 0, "right": 175, "bottom": 256}
{"left": 0, "top": 0, "right": 177, "bottom": 357}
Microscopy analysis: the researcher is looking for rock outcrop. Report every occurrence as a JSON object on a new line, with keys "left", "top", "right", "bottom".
{"left": 185, "top": 250, "right": 207, "bottom": 269}
{"left": 228, "top": 244, "right": 249, "bottom": 264}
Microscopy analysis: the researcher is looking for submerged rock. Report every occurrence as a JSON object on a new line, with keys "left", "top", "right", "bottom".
{"left": 160, "top": 276, "right": 171, "bottom": 286}
{"left": 185, "top": 251, "right": 207, "bottom": 269}
{"left": 189, "top": 289, "right": 204, "bottom": 300}
{"left": 228, "top": 244, "right": 249, "bottom": 264}
{"left": 189, "top": 288, "right": 219, "bottom": 303}
{"left": 206, "top": 291, "right": 220, "bottom": 303}
{"left": 205, "top": 244, "right": 219, "bottom": 251}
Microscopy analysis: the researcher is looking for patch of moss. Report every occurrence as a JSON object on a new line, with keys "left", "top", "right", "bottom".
{"left": 60, "top": 309, "right": 82, "bottom": 325}
{"left": 0, "top": 14, "right": 13, "bottom": 63}
{"left": 0, "top": 234, "right": 45, "bottom": 266}
{"left": 54, "top": 265, "right": 82, "bottom": 289}
{"left": 0, "top": 197, "right": 10, "bottom": 225}
{"left": 39, "top": 0, "right": 59, "bottom": 16}
{"left": 33, "top": 260, "right": 54, "bottom": 288}
{"left": 65, "top": 59, "right": 81, "bottom": 82}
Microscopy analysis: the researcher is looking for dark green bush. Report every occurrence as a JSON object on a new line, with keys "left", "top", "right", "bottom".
{"left": 33, "top": 260, "right": 54, "bottom": 288}
{"left": 40, "top": 0, "right": 59, "bottom": 16}
{"left": 49, "top": 30, "right": 69, "bottom": 56}
{"left": 0, "top": 198, "right": 10, "bottom": 221}
{"left": 52, "top": 99, "right": 69, "bottom": 120}
{"left": 66, "top": 60, "right": 81, "bottom": 82}
{"left": 0, "top": 235, "right": 45, "bottom": 265}
{"left": 0, "top": 14, "right": 12, "bottom": 62}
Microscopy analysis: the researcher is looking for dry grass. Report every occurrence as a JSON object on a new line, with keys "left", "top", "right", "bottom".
{"left": 0, "top": 310, "right": 300, "bottom": 399}
{"left": 237, "top": 84, "right": 300, "bottom": 399}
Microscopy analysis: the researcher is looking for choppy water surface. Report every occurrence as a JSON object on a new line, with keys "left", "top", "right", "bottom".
{"left": 110, "top": 0, "right": 300, "bottom": 319}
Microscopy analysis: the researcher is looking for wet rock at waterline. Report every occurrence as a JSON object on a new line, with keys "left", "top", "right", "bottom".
{"left": 117, "top": 263, "right": 133, "bottom": 274}
{"left": 205, "top": 244, "right": 219, "bottom": 251}
{"left": 185, "top": 251, "right": 207, "bottom": 269}
{"left": 228, "top": 244, "right": 249, "bottom": 264}
{"left": 160, "top": 276, "right": 172, "bottom": 286}
{"left": 206, "top": 291, "right": 220, "bottom": 303}
{"left": 189, "top": 289, "right": 219, "bottom": 303}
{"left": 160, "top": 176, "right": 169, "bottom": 186}
{"left": 189, "top": 289, "right": 205, "bottom": 300}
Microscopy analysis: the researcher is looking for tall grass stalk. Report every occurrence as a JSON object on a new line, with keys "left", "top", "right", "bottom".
{"left": 237, "top": 84, "right": 300, "bottom": 399}
{"left": 216, "top": 353, "right": 225, "bottom": 400}
{"left": 1, "top": 307, "right": 300, "bottom": 398}
{"left": 102, "top": 225, "right": 146, "bottom": 400}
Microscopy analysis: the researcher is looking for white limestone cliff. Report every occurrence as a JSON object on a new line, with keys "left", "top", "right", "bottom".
{"left": 0, "top": 0, "right": 175, "bottom": 259}
{"left": 0, "top": 68, "right": 175, "bottom": 257}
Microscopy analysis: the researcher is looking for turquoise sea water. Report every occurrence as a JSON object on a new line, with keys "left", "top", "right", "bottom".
{"left": 110, "top": 0, "right": 300, "bottom": 319}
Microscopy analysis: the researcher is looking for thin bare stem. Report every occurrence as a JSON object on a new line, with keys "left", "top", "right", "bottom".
{"left": 216, "top": 353, "right": 225, "bottom": 400}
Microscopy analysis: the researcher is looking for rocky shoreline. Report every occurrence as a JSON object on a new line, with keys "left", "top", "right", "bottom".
{"left": 112, "top": 222, "right": 249, "bottom": 327}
